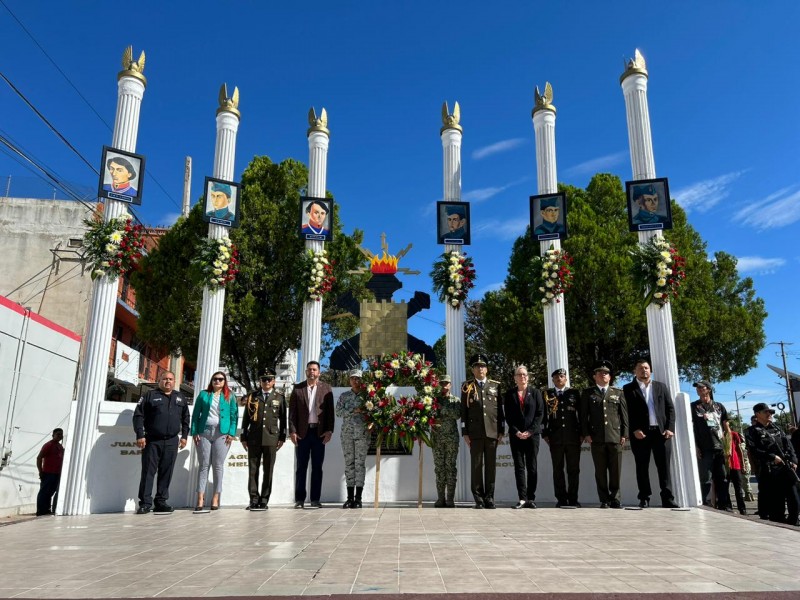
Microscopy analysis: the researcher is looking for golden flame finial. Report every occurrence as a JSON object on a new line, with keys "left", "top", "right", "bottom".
{"left": 307, "top": 107, "right": 329, "bottom": 136}
{"left": 217, "top": 83, "right": 241, "bottom": 117}
{"left": 532, "top": 82, "right": 556, "bottom": 116}
{"left": 440, "top": 101, "right": 462, "bottom": 134}
{"left": 118, "top": 46, "right": 146, "bottom": 85}
{"left": 349, "top": 233, "right": 420, "bottom": 276}
{"left": 620, "top": 48, "right": 648, "bottom": 82}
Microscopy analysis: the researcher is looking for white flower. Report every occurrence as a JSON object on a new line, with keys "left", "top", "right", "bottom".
{"left": 423, "top": 396, "right": 432, "bottom": 406}
{"left": 93, "top": 269, "right": 105, "bottom": 277}
{"left": 213, "top": 268, "right": 222, "bottom": 275}
{"left": 391, "top": 360, "right": 400, "bottom": 368}
{"left": 666, "top": 268, "right": 673, "bottom": 275}
{"left": 546, "top": 292, "right": 554, "bottom": 299}
{"left": 660, "top": 251, "right": 670, "bottom": 259}
{"left": 213, "top": 260, "right": 222, "bottom": 268}
{"left": 221, "top": 264, "right": 229, "bottom": 271}
{"left": 406, "top": 360, "right": 415, "bottom": 368}
{"left": 543, "top": 262, "right": 552, "bottom": 269}
{"left": 420, "top": 368, "right": 429, "bottom": 378}
{"left": 320, "top": 257, "right": 329, "bottom": 264}
{"left": 220, "top": 247, "right": 230, "bottom": 256}
{"left": 315, "top": 276, "right": 322, "bottom": 282}
{"left": 656, "top": 277, "right": 666, "bottom": 286}
{"left": 448, "top": 265, "right": 458, "bottom": 274}
{"left": 657, "top": 262, "right": 666, "bottom": 270}
{"left": 541, "top": 298, "right": 548, "bottom": 304}
{"left": 451, "top": 299, "right": 459, "bottom": 306}
{"left": 550, "top": 272, "right": 558, "bottom": 279}
{"left": 122, "top": 213, "right": 134, "bottom": 221}
{"left": 365, "top": 401, "right": 374, "bottom": 411}
{"left": 447, "top": 286, "right": 455, "bottom": 294}
{"left": 545, "top": 280, "right": 554, "bottom": 288}
{"left": 424, "top": 386, "right": 432, "bottom": 394}
{"left": 109, "top": 231, "right": 123, "bottom": 243}
{"left": 455, "top": 283, "right": 462, "bottom": 289}
{"left": 308, "top": 287, "right": 315, "bottom": 293}
{"left": 539, "top": 287, "right": 545, "bottom": 292}
{"left": 100, "top": 261, "right": 110, "bottom": 267}
{"left": 374, "top": 370, "right": 383, "bottom": 379}
{"left": 654, "top": 292, "right": 663, "bottom": 299}
{"left": 105, "top": 243, "right": 117, "bottom": 253}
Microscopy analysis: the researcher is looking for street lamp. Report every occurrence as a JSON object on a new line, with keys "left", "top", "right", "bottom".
{"left": 734, "top": 390, "right": 752, "bottom": 434}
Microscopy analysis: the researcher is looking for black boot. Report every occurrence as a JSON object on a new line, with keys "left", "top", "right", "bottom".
{"left": 352, "top": 486, "right": 363, "bottom": 508}
{"left": 343, "top": 486, "right": 354, "bottom": 509}
{"left": 445, "top": 487, "right": 455, "bottom": 508}
{"left": 434, "top": 489, "right": 446, "bottom": 508}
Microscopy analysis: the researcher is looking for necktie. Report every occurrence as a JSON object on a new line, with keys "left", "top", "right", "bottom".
{"left": 600, "top": 387, "right": 606, "bottom": 395}
{"left": 478, "top": 381, "right": 484, "bottom": 389}
{"left": 557, "top": 390, "right": 563, "bottom": 398}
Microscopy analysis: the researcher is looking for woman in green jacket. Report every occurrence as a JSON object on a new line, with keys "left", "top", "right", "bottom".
{"left": 191, "top": 371, "right": 239, "bottom": 512}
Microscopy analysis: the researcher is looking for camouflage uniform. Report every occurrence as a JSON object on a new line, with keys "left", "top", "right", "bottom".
{"left": 336, "top": 389, "right": 369, "bottom": 487}
{"left": 432, "top": 394, "right": 461, "bottom": 506}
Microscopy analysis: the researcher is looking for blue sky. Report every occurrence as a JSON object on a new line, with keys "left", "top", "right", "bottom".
{"left": 2, "top": 1, "right": 798, "bottom": 419}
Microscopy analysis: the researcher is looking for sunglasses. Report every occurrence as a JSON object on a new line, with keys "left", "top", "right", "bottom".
{"left": 212, "top": 377, "right": 225, "bottom": 382}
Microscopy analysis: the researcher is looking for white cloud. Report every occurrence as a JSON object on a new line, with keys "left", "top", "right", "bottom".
{"left": 735, "top": 256, "right": 786, "bottom": 274}
{"left": 473, "top": 214, "right": 528, "bottom": 240}
{"left": 734, "top": 186, "right": 800, "bottom": 231}
{"left": 475, "top": 282, "right": 505, "bottom": 297}
{"left": 461, "top": 177, "right": 528, "bottom": 204}
{"left": 672, "top": 171, "right": 746, "bottom": 213}
{"left": 563, "top": 151, "right": 627, "bottom": 177}
{"left": 472, "top": 138, "right": 526, "bottom": 160}
{"left": 158, "top": 212, "right": 182, "bottom": 226}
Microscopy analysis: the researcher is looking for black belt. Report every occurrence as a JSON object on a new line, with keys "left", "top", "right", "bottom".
{"left": 308, "top": 423, "right": 318, "bottom": 428}
{"left": 648, "top": 426, "right": 661, "bottom": 430}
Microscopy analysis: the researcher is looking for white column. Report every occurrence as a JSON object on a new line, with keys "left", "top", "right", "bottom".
{"left": 61, "top": 61, "right": 146, "bottom": 516}
{"left": 621, "top": 51, "right": 700, "bottom": 507}
{"left": 532, "top": 94, "right": 570, "bottom": 385}
{"left": 194, "top": 105, "right": 241, "bottom": 395}
{"left": 300, "top": 120, "right": 330, "bottom": 369}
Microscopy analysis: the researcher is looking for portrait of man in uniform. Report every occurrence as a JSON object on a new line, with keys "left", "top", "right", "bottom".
{"left": 98, "top": 146, "right": 145, "bottom": 205}
{"left": 203, "top": 177, "right": 241, "bottom": 227}
{"left": 626, "top": 178, "right": 672, "bottom": 232}
{"left": 530, "top": 192, "right": 567, "bottom": 241}
{"left": 300, "top": 198, "right": 333, "bottom": 242}
{"left": 437, "top": 201, "right": 471, "bottom": 245}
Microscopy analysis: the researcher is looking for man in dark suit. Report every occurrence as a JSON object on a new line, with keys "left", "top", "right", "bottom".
{"left": 461, "top": 353, "right": 504, "bottom": 509}
{"left": 241, "top": 369, "right": 287, "bottom": 510}
{"left": 622, "top": 359, "right": 678, "bottom": 508}
{"left": 581, "top": 360, "right": 628, "bottom": 508}
{"left": 289, "top": 361, "right": 335, "bottom": 508}
{"left": 542, "top": 368, "right": 583, "bottom": 507}
{"left": 504, "top": 365, "right": 545, "bottom": 509}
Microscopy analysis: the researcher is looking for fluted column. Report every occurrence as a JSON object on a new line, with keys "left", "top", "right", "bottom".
{"left": 194, "top": 93, "right": 241, "bottom": 394}
{"left": 621, "top": 50, "right": 699, "bottom": 507}
{"left": 532, "top": 86, "right": 570, "bottom": 384}
{"left": 300, "top": 111, "right": 330, "bottom": 368}
{"left": 61, "top": 51, "right": 147, "bottom": 515}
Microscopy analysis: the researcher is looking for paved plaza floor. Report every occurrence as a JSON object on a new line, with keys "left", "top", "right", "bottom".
{"left": 0, "top": 503, "right": 798, "bottom": 598}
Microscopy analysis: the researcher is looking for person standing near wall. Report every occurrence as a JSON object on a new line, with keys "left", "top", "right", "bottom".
{"left": 36, "top": 428, "right": 64, "bottom": 516}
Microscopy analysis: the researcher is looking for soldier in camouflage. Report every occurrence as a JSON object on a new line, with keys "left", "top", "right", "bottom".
{"left": 335, "top": 369, "right": 369, "bottom": 508}
{"left": 432, "top": 374, "right": 461, "bottom": 508}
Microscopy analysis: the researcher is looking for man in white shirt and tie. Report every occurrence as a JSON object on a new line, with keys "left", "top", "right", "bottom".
{"left": 622, "top": 358, "right": 678, "bottom": 508}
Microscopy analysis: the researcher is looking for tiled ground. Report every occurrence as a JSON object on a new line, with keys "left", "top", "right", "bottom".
{"left": 0, "top": 503, "right": 798, "bottom": 598}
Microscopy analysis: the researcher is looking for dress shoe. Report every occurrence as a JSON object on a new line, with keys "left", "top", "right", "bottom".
{"left": 194, "top": 506, "right": 209, "bottom": 513}
{"left": 525, "top": 501, "right": 537, "bottom": 509}
{"left": 739, "top": 509, "right": 747, "bottom": 515}
{"left": 513, "top": 500, "right": 526, "bottom": 509}
{"left": 555, "top": 501, "right": 565, "bottom": 508}
{"left": 210, "top": 506, "right": 219, "bottom": 511}
{"left": 662, "top": 500, "right": 680, "bottom": 509}
{"left": 722, "top": 506, "right": 734, "bottom": 512}
{"left": 473, "top": 501, "right": 484, "bottom": 509}
{"left": 342, "top": 499, "right": 354, "bottom": 509}
{"left": 599, "top": 502, "right": 609, "bottom": 509}
{"left": 571, "top": 501, "right": 582, "bottom": 508}
{"left": 484, "top": 498, "right": 496, "bottom": 509}
{"left": 136, "top": 506, "right": 151, "bottom": 514}
{"left": 247, "top": 501, "right": 259, "bottom": 510}
{"left": 610, "top": 501, "right": 622, "bottom": 509}
{"left": 638, "top": 499, "right": 650, "bottom": 508}
{"left": 294, "top": 501, "right": 304, "bottom": 509}
{"left": 309, "top": 501, "right": 322, "bottom": 509}
{"left": 351, "top": 499, "right": 362, "bottom": 509}
{"left": 153, "top": 504, "right": 173, "bottom": 513}
{"left": 257, "top": 502, "right": 268, "bottom": 510}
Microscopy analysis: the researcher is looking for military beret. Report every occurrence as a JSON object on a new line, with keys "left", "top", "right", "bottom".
{"left": 752, "top": 402, "right": 775, "bottom": 414}
{"left": 540, "top": 196, "right": 559, "bottom": 210}
{"left": 470, "top": 354, "right": 488, "bottom": 367}
{"left": 211, "top": 181, "right": 232, "bottom": 197}
{"left": 445, "top": 204, "right": 466, "bottom": 218}
{"left": 551, "top": 368, "right": 566, "bottom": 377}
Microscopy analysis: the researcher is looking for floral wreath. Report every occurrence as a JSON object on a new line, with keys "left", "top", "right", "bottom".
{"left": 192, "top": 235, "right": 239, "bottom": 289}
{"left": 302, "top": 248, "right": 336, "bottom": 301}
{"left": 83, "top": 213, "right": 145, "bottom": 281}
{"left": 360, "top": 351, "right": 440, "bottom": 450}
{"left": 630, "top": 236, "right": 686, "bottom": 307}
{"left": 431, "top": 250, "right": 476, "bottom": 308}
{"left": 534, "top": 244, "right": 574, "bottom": 304}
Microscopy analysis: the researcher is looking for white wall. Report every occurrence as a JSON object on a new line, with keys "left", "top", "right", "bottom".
{"left": 0, "top": 296, "right": 80, "bottom": 516}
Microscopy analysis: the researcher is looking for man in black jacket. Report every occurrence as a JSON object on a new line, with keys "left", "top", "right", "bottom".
{"left": 543, "top": 368, "right": 583, "bottom": 507}
{"left": 132, "top": 371, "right": 190, "bottom": 514}
{"left": 622, "top": 359, "right": 678, "bottom": 508}
{"left": 503, "top": 365, "right": 545, "bottom": 509}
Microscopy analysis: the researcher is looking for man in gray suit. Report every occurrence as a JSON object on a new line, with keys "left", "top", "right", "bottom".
{"left": 461, "top": 354, "right": 504, "bottom": 509}
{"left": 622, "top": 359, "right": 679, "bottom": 508}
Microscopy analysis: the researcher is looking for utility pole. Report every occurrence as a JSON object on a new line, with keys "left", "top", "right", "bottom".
{"left": 734, "top": 390, "right": 751, "bottom": 434}
{"left": 770, "top": 341, "right": 796, "bottom": 426}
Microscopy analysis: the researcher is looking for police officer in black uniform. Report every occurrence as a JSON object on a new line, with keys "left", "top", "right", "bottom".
{"left": 133, "top": 371, "right": 190, "bottom": 514}
{"left": 461, "top": 353, "right": 504, "bottom": 509}
{"left": 581, "top": 360, "right": 628, "bottom": 508}
{"left": 543, "top": 367, "right": 583, "bottom": 507}
{"left": 241, "top": 369, "right": 287, "bottom": 510}
{"left": 745, "top": 402, "right": 800, "bottom": 525}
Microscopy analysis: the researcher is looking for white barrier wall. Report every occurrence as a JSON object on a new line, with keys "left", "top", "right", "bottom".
{"left": 0, "top": 296, "right": 81, "bottom": 516}
{"left": 82, "top": 387, "right": 655, "bottom": 512}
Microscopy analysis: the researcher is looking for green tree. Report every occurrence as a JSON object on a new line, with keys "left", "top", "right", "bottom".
{"left": 471, "top": 173, "right": 767, "bottom": 387}
{"left": 131, "top": 156, "right": 369, "bottom": 392}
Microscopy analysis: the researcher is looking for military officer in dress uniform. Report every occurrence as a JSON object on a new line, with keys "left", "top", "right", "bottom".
{"left": 335, "top": 369, "right": 369, "bottom": 509}
{"left": 542, "top": 368, "right": 583, "bottom": 507}
{"left": 580, "top": 360, "right": 628, "bottom": 508}
{"left": 432, "top": 374, "right": 461, "bottom": 508}
{"left": 240, "top": 369, "right": 286, "bottom": 510}
{"left": 461, "top": 354, "right": 504, "bottom": 509}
